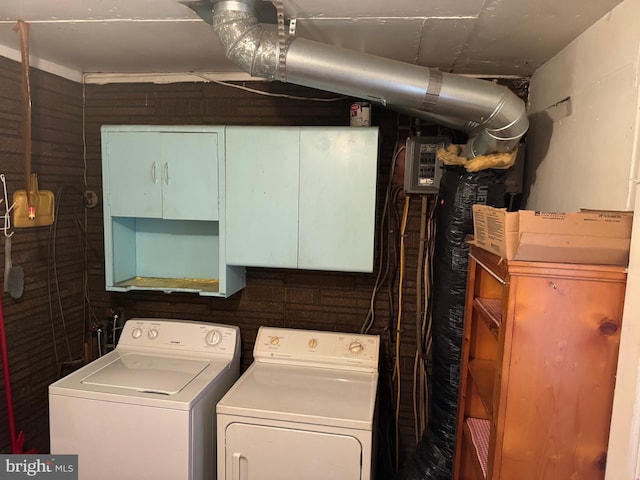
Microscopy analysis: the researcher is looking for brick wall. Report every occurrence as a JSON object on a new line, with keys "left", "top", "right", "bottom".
{"left": 83, "top": 80, "right": 419, "bottom": 475}
{"left": 0, "top": 56, "right": 528, "bottom": 476}
{"left": 0, "top": 56, "right": 85, "bottom": 454}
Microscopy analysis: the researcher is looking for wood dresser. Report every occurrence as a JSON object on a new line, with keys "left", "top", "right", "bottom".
{"left": 453, "top": 244, "right": 628, "bottom": 480}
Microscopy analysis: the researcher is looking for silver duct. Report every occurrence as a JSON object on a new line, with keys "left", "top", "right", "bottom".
{"left": 212, "top": 0, "right": 529, "bottom": 157}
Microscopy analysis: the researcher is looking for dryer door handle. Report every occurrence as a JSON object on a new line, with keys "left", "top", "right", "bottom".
{"left": 232, "top": 452, "right": 248, "bottom": 480}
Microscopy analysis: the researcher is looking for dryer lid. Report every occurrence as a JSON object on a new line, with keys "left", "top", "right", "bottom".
{"left": 81, "top": 353, "right": 209, "bottom": 395}
{"left": 217, "top": 363, "right": 378, "bottom": 430}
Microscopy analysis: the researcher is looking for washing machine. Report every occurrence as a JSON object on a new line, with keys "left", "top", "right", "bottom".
{"left": 49, "top": 318, "right": 241, "bottom": 480}
{"left": 217, "top": 326, "right": 380, "bottom": 480}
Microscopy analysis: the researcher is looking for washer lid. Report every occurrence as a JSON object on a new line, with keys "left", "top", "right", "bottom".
{"left": 81, "top": 353, "right": 209, "bottom": 395}
{"left": 217, "top": 363, "right": 378, "bottom": 430}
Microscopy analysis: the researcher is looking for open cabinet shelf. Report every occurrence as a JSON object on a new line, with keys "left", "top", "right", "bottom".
{"left": 454, "top": 243, "right": 628, "bottom": 480}
{"left": 473, "top": 298, "right": 501, "bottom": 339}
{"left": 463, "top": 417, "right": 491, "bottom": 479}
{"left": 101, "top": 125, "right": 245, "bottom": 298}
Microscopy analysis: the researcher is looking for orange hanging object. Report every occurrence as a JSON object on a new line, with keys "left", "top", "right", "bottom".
{"left": 13, "top": 174, "right": 55, "bottom": 227}
{"left": 12, "top": 20, "right": 55, "bottom": 227}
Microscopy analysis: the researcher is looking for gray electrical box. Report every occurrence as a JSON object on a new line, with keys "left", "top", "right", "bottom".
{"left": 403, "top": 136, "right": 446, "bottom": 194}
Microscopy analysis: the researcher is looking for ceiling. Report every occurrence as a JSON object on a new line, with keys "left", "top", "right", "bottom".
{"left": 0, "top": 0, "right": 625, "bottom": 82}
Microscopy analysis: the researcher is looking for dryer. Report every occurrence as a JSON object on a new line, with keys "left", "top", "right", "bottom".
{"left": 217, "top": 326, "right": 380, "bottom": 480}
{"left": 49, "top": 318, "right": 240, "bottom": 480}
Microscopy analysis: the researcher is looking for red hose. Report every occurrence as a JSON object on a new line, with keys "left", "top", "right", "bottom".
{"left": 0, "top": 290, "right": 18, "bottom": 453}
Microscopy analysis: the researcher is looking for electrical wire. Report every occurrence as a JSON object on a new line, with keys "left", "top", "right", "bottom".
{"left": 361, "top": 144, "right": 405, "bottom": 334}
{"left": 47, "top": 185, "right": 101, "bottom": 367}
{"left": 81, "top": 78, "right": 89, "bottom": 359}
{"left": 358, "top": 135, "right": 406, "bottom": 470}
{"left": 412, "top": 195, "right": 437, "bottom": 440}
{"left": 394, "top": 193, "right": 410, "bottom": 468}
{"left": 191, "top": 75, "right": 348, "bottom": 102}
{"left": 413, "top": 195, "right": 428, "bottom": 443}
{"left": 80, "top": 74, "right": 102, "bottom": 361}
{"left": 47, "top": 187, "right": 73, "bottom": 362}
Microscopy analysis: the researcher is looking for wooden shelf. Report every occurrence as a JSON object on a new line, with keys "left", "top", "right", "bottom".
{"left": 116, "top": 276, "right": 220, "bottom": 293}
{"left": 454, "top": 243, "right": 628, "bottom": 480}
{"left": 474, "top": 298, "right": 501, "bottom": 339}
{"left": 463, "top": 417, "right": 491, "bottom": 479}
{"left": 468, "top": 359, "right": 495, "bottom": 417}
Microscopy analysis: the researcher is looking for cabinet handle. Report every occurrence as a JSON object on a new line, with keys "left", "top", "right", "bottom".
{"left": 163, "top": 162, "right": 169, "bottom": 184}
{"left": 232, "top": 453, "right": 247, "bottom": 480}
{"left": 151, "top": 162, "right": 157, "bottom": 184}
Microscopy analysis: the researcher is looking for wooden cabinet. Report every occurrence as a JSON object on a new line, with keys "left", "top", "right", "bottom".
{"left": 454, "top": 244, "right": 627, "bottom": 480}
{"left": 101, "top": 125, "right": 244, "bottom": 297}
{"left": 224, "top": 126, "right": 378, "bottom": 272}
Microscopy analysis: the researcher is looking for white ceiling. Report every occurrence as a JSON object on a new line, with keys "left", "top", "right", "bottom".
{"left": 0, "top": 0, "right": 625, "bottom": 82}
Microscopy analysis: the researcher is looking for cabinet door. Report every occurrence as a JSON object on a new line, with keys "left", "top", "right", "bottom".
{"left": 104, "top": 131, "right": 163, "bottom": 218}
{"left": 225, "top": 126, "right": 300, "bottom": 268}
{"left": 298, "top": 128, "right": 378, "bottom": 272}
{"left": 160, "top": 132, "right": 219, "bottom": 221}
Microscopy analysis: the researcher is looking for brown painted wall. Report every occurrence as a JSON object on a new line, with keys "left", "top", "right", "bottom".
{"left": 0, "top": 56, "right": 85, "bottom": 454}
{"left": 82, "top": 80, "right": 424, "bottom": 476}
{"left": 0, "top": 54, "right": 528, "bottom": 477}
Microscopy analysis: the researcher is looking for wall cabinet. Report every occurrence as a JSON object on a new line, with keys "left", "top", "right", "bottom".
{"left": 104, "top": 130, "right": 219, "bottom": 220}
{"left": 101, "top": 125, "right": 244, "bottom": 297}
{"left": 454, "top": 244, "right": 627, "bottom": 480}
{"left": 101, "top": 125, "right": 379, "bottom": 297}
{"left": 224, "top": 126, "right": 379, "bottom": 272}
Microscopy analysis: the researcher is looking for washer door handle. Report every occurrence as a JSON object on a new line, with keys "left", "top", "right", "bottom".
{"left": 232, "top": 452, "right": 247, "bottom": 480}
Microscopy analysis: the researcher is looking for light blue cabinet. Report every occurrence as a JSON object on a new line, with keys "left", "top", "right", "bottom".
{"left": 104, "top": 131, "right": 219, "bottom": 220}
{"left": 101, "top": 125, "right": 245, "bottom": 297}
{"left": 225, "top": 126, "right": 379, "bottom": 272}
{"left": 101, "top": 124, "right": 378, "bottom": 297}
{"left": 225, "top": 127, "right": 300, "bottom": 268}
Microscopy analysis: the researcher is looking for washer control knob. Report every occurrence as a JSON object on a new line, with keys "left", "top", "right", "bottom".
{"left": 131, "top": 327, "right": 143, "bottom": 339}
{"left": 147, "top": 328, "right": 159, "bottom": 340}
{"left": 269, "top": 336, "right": 280, "bottom": 346}
{"left": 205, "top": 329, "right": 222, "bottom": 347}
{"left": 348, "top": 341, "right": 364, "bottom": 355}
{"left": 308, "top": 338, "right": 318, "bottom": 349}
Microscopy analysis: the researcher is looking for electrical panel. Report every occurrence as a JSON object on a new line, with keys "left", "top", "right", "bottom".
{"left": 403, "top": 136, "right": 446, "bottom": 194}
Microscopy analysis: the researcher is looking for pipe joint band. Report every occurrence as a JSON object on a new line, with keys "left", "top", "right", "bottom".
{"left": 420, "top": 69, "right": 443, "bottom": 112}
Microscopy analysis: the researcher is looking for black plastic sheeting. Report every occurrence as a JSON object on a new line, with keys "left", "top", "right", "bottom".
{"left": 398, "top": 166, "right": 507, "bottom": 480}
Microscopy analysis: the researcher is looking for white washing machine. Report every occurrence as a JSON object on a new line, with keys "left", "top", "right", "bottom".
{"left": 49, "top": 318, "right": 241, "bottom": 480}
{"left": 217, "top": 326, "right": 380, "bottom": 480}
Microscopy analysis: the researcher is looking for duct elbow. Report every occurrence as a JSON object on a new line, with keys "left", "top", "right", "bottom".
{"left": 465, "top": 87, "right": 529, "bottom": 157}
{"left": 210, "top": 0, "right": 529, "bottom": 159}
{"left": 212, "top": 1, "right": 278, "bottom": 79}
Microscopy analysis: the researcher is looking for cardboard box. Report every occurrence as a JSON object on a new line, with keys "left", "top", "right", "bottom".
{"left": 472, "top": 205, "right": 633, "bottom": 265}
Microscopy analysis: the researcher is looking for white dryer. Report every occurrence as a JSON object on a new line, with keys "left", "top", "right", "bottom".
{"left": 217, "top": 326, "right": 380, "bottom": 480}
{"left": 49, "top": 318, "right": 241, "bottom": 480}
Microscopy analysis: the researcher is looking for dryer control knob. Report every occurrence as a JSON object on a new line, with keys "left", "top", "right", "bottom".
{"left": 308, "top": 338, "right": 318, "bottom": 349}
{"left": 147, "top": 328, "right": 159, "bottom": 340}
{"left": 131, "top": 327, "right": 143, "bottom": 339}
{"left": 348, "top": 341, "right": 364, "bottom": 355}
{"left": 269, "top": 336, "right": 280, "bottom": 346}
{"left": 205, "top": 329, "right": 222, "bottom": 347}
